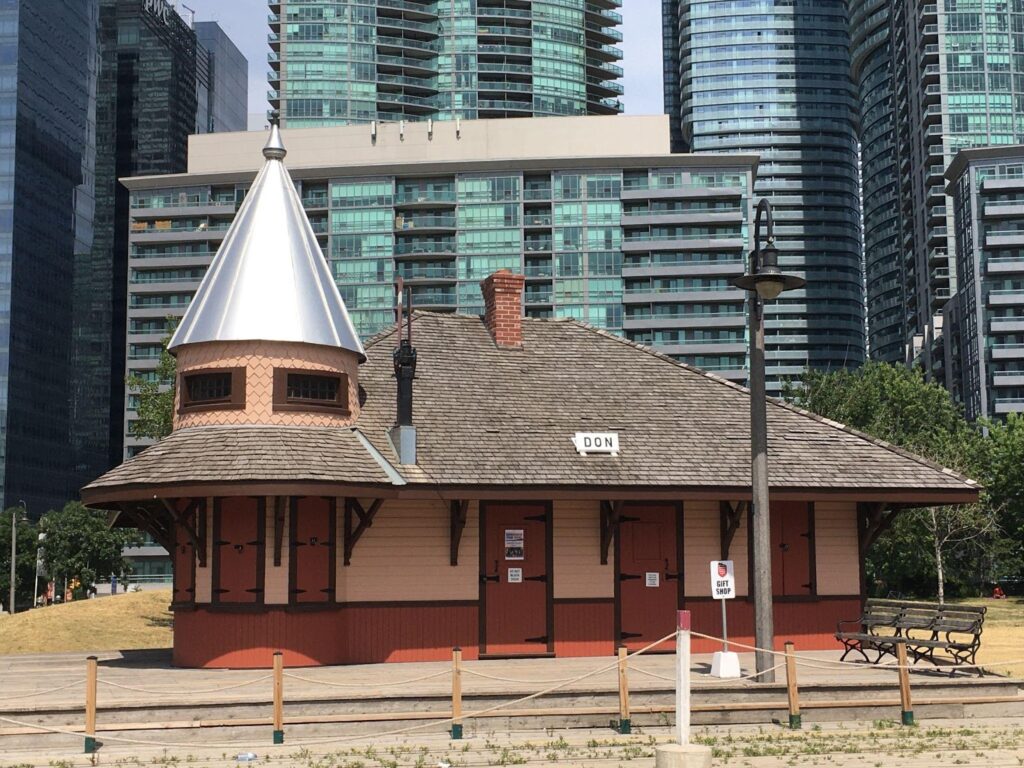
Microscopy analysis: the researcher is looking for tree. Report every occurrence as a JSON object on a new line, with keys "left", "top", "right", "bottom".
{"left": 39, "top": 502, "right": 142, "bottom": 595}
{"left": 784, "top": 362, "right": 997, "bottom": 599}
{"left": 984, "top": 413, "right": 1024, "bottom": 582}
{"left": 0, "top": 509, "right": 39, "bottom": 611}
{"left": 126, "top": 321, "right": 177, "bottom": 441}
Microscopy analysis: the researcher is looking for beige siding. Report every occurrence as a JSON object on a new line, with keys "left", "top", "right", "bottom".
{"left": 263, "top": 497, "right": 290, "bottom": 605}
{"left": 553, "top": 500, "right": 613, "bottom": 598}
{"left": 683, "top": 501, "right": 719, "bottom": 597}
{"left": 194, "top": 497, "right": 214, "bottom": 604}
{"left": 683, "top": 501, "right": 749, "bottom": 597}
{"left": 335, "top": 499, "right": 479, "bottom": 602}
{"left": 815, "top": 501, "right": 860, "bottom": 595}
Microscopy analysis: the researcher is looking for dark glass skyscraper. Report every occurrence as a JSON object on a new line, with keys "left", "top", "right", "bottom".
{"left": 72, "top": 1, "right": 248, "bottom": 493}
{"left": 663, "top": 0, "right": 866, "bottom": 390}
{"left": 0, "top": 0, "right": 98, "bottom": 513}
{"left": 268, "top": 0, "right": 624, "bottom": 128}
{"left": 195, "top": 21, "right": 248, "bottom": 134}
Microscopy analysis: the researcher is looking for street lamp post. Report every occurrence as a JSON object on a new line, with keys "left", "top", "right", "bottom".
{"left": 730, "top": 199, "right": 805, "bottom": 682}
{"left": 7, "top": 507, "right": 14, "bottom": 615}
{"left": 9, "top": 501, "right": 25, "bottom": 615}
{"left": 33, "top": 532, "right": 45, "bottom": 608}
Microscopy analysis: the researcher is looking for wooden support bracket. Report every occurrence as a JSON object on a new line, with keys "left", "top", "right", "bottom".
{"left": 858, "top": 501, "right": 901, "bottom": 557}
{"left": 121, "top": 502, "right": 174, "bottom": 553}
{"left": 720, "top": 500, "right": 747, "bottom": 560}
{"left": 273, "top": 497, "right": 287, "bottom": 567}
{"left": 162, "top": 498, "right": 204, "bottom": 565}
{"left": 450, "top": 500, "right": 469, "bottom": 566}
{"left": 600, "top": 500, "right": 623, "bottom": 565}
{"left": 344, "top": 498, "right": 383, "bottom": 566}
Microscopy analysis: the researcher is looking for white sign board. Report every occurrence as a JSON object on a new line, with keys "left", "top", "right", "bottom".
{"left": 710, "top": 560, "right": 736, "bottom": 600}
{"left": 572, "top": 432, "right": 620, "bottom": 456}
{"left": 504, "top": 529, "right": 524, "bottom": 560}
{"left": 507, "top": 568, "right": 523, "bottom": 584}
{"left": 645, "top": 572, "right": 660, "bottom": 588}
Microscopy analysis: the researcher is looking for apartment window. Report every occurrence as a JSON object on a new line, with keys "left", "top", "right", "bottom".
{"left": 179, "top": 368, "right": 246, "bottom": 413}
{"left": 273, "top": 368, "right": 349, "bottom": 414}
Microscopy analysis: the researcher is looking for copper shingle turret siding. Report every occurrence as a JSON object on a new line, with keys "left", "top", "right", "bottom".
{"left": 174, "top": 340, "right": 361, "bottom": 429}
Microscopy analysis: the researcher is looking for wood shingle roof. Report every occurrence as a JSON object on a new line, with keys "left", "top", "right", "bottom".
{"left": 84, "top": 313, "right": 979, "bottom": 503}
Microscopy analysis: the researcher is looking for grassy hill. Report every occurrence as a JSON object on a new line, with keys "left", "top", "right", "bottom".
{"left": 0, "top": 589, "right": 172, "bottom": 655}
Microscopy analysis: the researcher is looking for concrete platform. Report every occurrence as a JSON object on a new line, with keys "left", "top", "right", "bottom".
{"left": 0, "top": 648, "right": 1021, "bottom": 752}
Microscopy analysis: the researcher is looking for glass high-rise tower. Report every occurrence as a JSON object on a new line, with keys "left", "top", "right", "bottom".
{"left": 72, "top": 0, "right": 248, "bottom": 494}
{"left": 855, "top": 0, "right": 1024, "bottom": 370}
{"left": 663, "top": 0, "right": 866, "bottom": 390}
{"left": 267, "top": 0, "right": 624, "bottom": 127}
{"left": 0, "top": 0, "right": 98, "bottom": 513}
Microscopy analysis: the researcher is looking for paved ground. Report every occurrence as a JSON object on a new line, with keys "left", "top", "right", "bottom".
{"left": 1, "top": 718, "right": 1023, "bottom": 767}
{"left": 0, "top": 647, "right": 989, "bottom": 708}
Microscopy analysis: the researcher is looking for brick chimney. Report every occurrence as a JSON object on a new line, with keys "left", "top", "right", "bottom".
{"left": 480, "top": 269, "right": 525, "bottom": 348}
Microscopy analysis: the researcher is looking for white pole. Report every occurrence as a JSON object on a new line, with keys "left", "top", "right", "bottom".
{"left": 720, "top": 598, "right": 728, "bottom": 652}
{"left": 676, "top": 609, "right": 691, "bottom": 746}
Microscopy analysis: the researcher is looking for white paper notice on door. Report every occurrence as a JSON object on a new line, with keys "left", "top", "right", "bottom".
{"left": 504, "top": 529, "right": 525, "bottom": 560}
{"left": 645, "top": 572, "right": 660, "bottom": 588}
{"left": 507, "top": 567, "right": 523, "bottom": 583}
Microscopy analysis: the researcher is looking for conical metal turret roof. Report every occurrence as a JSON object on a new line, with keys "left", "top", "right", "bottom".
{"left": 168, "top": 120, "right": 365, "bottom": 360}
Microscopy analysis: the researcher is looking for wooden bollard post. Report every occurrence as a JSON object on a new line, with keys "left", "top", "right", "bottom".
{"left": 617, "top": 646, "right": 631, "bottom": 734}
{"left": 84, "top": 655, "right": 98, "bottom": 754}
{"left": 784, "top": 641, "right": 801, "bottom": 729}
{"left": 272, "top": 651, "right": 284, "bottom": 744}
{"left": 451, "top": 647, "right": 463, "bottom": 739}
{"left": 897, "top": 641, "right": 914, "bottom": 726}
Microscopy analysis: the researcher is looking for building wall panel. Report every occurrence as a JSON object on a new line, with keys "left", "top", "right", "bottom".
{"left": 814, "top": 501, "right": 861, "bottom": 595}
{"left": 264, "top": 496, "right": 289, "bottom": 604}
{"left": 553, "top": 500, "right": 612, "bottom": 598}
{"left": 686, "top": 598, "right": 858, "bottom": 654}
{"left": 335, "top": 499, "right": 479, "bottom": 602}
{"left": 682, "top": 500, "right": 718, "bottom": 597}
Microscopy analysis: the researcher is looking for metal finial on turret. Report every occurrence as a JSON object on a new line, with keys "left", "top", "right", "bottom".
{"left": 263, "top": 110, "right": 286, "bottom": 160}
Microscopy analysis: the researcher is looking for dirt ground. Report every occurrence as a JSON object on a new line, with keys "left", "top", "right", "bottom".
{"left": 954, "top": 597, "right": 1024, "bottom": 678}
{"left": 0, "top": 719, "right": 1022, "bottom": 767}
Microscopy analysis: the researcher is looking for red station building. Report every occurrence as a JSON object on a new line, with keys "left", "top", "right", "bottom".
{"left": 83, "top": 126, "right": 980, "bottom": 668}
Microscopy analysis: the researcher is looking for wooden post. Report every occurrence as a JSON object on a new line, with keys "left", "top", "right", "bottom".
{"left": 897, "top": 641, "right": 914, "bottom": 726}
{"left": 272, "top": 651, "right": 284, "bottom": 744}
{"left": 784, "top": 641, "right": 801, "bottom": 729}
{"left": 451, "top": 647, "right": 463, "bottom": 739}
{"left": 84, "top": 656, "right": 98, "bottom": 754}
{"left": 617, "top": 646, "right": 631, "bottom": 734}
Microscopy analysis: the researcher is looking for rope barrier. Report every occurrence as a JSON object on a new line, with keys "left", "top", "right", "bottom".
{"left": 690, "top": 630, "right": 1024, "bottom": 674}
{"left": 95, "top": 679, "right": 272, "bottom": 696}
{"left": 460, "top": 668, "right": 591, "bottom": 684}
{"left": 282, "top": 669, "right": 450, "bottom": 688}
{"left": 0, "top": 680, "right": 85, "bottom": 702}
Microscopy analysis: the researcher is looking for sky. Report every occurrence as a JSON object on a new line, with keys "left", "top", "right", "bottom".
{"left": 179, "top": 0, "right": 665, "bottom": 126}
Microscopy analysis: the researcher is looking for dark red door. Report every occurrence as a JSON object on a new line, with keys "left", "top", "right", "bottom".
{"left": 290, "top": 497, "right": 335, "bottom": 604}
{"left": 213, "top": 497, "right": 264, "bottom": 604}
{"left": 617, "top": 504, "right": 680, "bottom": 650}
{"left": 771, "top": 502, "right": 813, "bottom": 596}
{"left": 481, "top": 503, "right": 551, "bottom": 656}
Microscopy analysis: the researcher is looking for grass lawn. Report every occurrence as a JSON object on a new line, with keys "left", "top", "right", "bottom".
{"left": 951, "top": 596, "right": 1024, "bottom": 678}
{"left": 0, "top": 589, "right": 171, "bottom": 655}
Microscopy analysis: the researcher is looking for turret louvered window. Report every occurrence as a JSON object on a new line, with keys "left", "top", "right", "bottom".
{"left": 273, "top": 368, "right": 349, "bottom": 414}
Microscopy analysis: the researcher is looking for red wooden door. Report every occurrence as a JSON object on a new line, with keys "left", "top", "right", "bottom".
{"left": 481, "top": 503, "right": 551, "bottom": 656}
{"left": 214, "top": 497, "right": 264, "bottom": 604}
{"left": 617, "top": 504, "right": 680, "bottom": 650}
{"left": 290, "top": 497, "right": 335, "bottom": 604}
{"left": 771, "top": 502, "right": 813, "bottom": 596}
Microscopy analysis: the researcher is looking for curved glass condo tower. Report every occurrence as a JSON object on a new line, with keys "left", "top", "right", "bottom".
{"left": 665, "top": 0, "right": 866, "bottom": 388}
{"left": 268, "top": 0, "right": 625, "bottom": 127}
